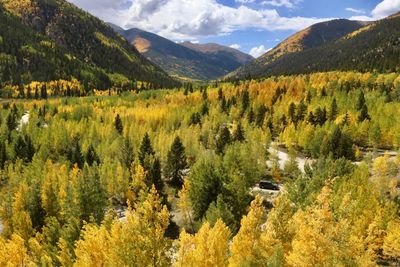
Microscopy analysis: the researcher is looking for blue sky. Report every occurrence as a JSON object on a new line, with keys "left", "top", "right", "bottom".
{"left": 69, "top": 0, "right": 400, "bottom": 57}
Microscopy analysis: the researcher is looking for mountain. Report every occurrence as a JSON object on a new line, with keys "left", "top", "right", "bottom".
{"left": 180, "top": 42, "right": 253, "bottom": 65}
{"left": 113, "top": 26, "right": 253, "bottom": 81}
{"left": 229, "top": 19, "right": 370, "bottom": 79}
{"left": 0, "top": 0, "right": 178, "bottom": 89}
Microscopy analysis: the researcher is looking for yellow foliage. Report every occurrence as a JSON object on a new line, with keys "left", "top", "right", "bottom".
{"left": 175, "top": 220, "right": 231, "bottom": 267}
{"left": 229, "top": 195, "right": 264, "bottom": 267}
{"left": 383, "top": 220, "right": 400, "bottom": 260}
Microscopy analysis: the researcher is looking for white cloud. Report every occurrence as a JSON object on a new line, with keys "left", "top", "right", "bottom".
{"left": 230, "top": 44, "right": 241, "bottom": 49}
{"left": 67, "top": 0, "right": 333, "bottom": 40}
{"left": 235, "top": 0, "right": 255, "bottom": 4}
{"left": 345, "top": 7, "right": 365, "bottom": 14}
{"left": 249, "top": 45, "right": 270, "bottom": 58}
{"left": 261, "top": 0, "right": 302, "bottom": 9}
{"left": 371, "top": 0, "right": 400, "bottom": 18}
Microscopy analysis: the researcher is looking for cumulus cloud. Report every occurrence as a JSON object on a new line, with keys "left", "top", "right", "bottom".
{"left": 249, "top": 45, "right": 270, "bottom": 58}
{"left": 67, "top": 0, "right": 333, "bottom": 40}
{"left": 345, "top": 7, "right": 365, "bottom": 14}
{"left": 230, "top": 44, "right": 241, "bottom": 49}
{"left": 371, "top": 0, "right": 400, "bottom": 18}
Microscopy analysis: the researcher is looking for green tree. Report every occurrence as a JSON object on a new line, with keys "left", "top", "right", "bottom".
{"left": 85, "top": 144, "right": 100, "bottom": 166}
{"left": 233, "top": 122, "right": 245, "bottom": 142}
{"left": 216, "top": 126, "right": 231, "bottom": 155}
{"left": 358, "top": 104, "right": 370, "bottom": 122}
{"left": 241, "top": 90, "right": 250, "bottom": 115}
{"left": 356, "top": 91, "right": 366, "bottom": 110}
{"left": 165, "top": 136, "right": 188, "bottom": 188}
{"left": 139, "top": 133, "right": 155, "bottom": 166}
{"left": 114, "top": 114, "right": 123, "bottom": 135}
{"left": 288, "top": 102, "right": 296, "bottom": 123}
{"left": 68, "top": 136, "right": 84, "bottom": 168}
{"left": 329, "top": 98, "right": 338, "bottom": 121}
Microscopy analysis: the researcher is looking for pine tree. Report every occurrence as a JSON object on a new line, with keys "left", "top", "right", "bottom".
{"left": 85, "top": 144, "right": 100, "bottom": 166}
{"left": 256, "top": 105, "right": 267, "bottom": 127}
{"left": 288, "top": 102, "right": 297, "bottom": 123}
{"left": 216, "top": 126, "right": 231, "bottom": 155}
{"left": 165, "top": 136, "right": 187, "bottom": 188}
{"left": 114, "top": 114, "right": 123, "bottom": 135}
{"left": 0, "top": 141, "right": 7, "bottom": 169}
{"left": 139, "top": 133, "right": 155, "bottom": 166}
{"left": 356, "top": 91, "right": 366, "bottom": 110}
{"left": 241, "top": 90, "right": 250, "bottom": 115}
{"left": 358, "top": 104, "right": 370, "bottom": 122}
{"left": 329, "top": 98, "right": 338, "bottom": 121}
{"left": 121, "top": 137, "right": 134, "bottom": 168}
{"left": 68, "top": 137, "right": 84, "bottom": 169}
{"left": 247, "top": 107, "right": 255, "bottom": 124}
{"left": 233, "top": 122, "right": 245, "bottom": 142}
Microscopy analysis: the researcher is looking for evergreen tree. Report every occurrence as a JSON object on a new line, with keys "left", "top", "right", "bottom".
{"left": 68, "top": 137, "right": 84, "bottom": 168}
{"left": 189, "top": 112, "right": 201, "bottom": 126}
{"left": 165, "top": 136, "right": 188, "bottom": 188}
{"left": 149, "top": 158, "right": 163, "bottom": 193}
{"left": 255, "top": 105, "right": 267, "bottom": 127}
{"left": 358, "top": 104, "right": 370, "bottom": 122}
{"left": 329, "top": 98, "right": 338, "bottom": 121}
{"left": 241, "top": 90, "right": 250, "bottom": 115}
{"left": 288, "top": 102, "right": 297, "bottom": 123}
{"left": 6, "top": 112, "right": 17, "bottom": 132}
{"left": 24, "top": 134, "right": 35, "bottom": 162}
{"left": 114, "top": 114, "right": 123, "bottom": 135}
{"left": 233, "top": 122, "right": 245, "bottom": 142}
{"left": 139, "top": 133, "right": 155, "bottom": 166}
{"left": 247, "top": 107, "right": 255, "bottom": 124}
{"left": 218, "top": 88, "right": 223, "bottom": 101}
{"left": 14, "top": 136, "right": 26, "bottom": 161}
{"left": 296, "top": 100, "right": 307, "bottom": 122}
{"left": 216, "top": 126, "right": 231, "bottom": 155}
{"left": 0, "top": 141, "right": 7, "bottom": 169}
{"left": 356, "top": 91, "right": 366, "bottom": 110}
{"left": 85, "top": 144, "right": 100, "bottom": 166}
{"left": 121, "top": 138, "right": 134, "bottom": 168}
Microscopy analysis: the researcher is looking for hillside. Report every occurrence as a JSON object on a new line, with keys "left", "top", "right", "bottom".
{"left": 0, "top": 0, "right": 178, "bottom": 89}
{"left": 113, "top": 26, "right": 253, "bottom": 81}
{"left": 180, "top": 41, "right": 253, "bottom": 66}
{"left": 230, "top": 19, "right": 368, "bottom": 79}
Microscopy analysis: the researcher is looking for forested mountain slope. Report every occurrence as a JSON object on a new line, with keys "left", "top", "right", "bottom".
{"left": 0, "top": 0, "right": 178, "bottom": 90}
{"left": 113, "top": 26, "right": 253, "bottom": 81}
{"left": 229, "top": 19, "right": 371, "bottom": 79}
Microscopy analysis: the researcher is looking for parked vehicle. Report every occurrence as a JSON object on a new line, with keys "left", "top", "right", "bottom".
{"left": 259, "top": 180, "right": 280, "bottom": 191}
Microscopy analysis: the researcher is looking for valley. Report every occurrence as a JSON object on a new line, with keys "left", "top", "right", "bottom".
{"left": 1, "top": 0, "right": 400, "bottom": 265}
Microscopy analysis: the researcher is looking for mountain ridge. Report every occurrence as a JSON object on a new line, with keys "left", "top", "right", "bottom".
{"left": 112, "top": 25, "right": 253, "bottom": 81}
{"left": 229, "top": 19, "right": 370, "bottom": 79}
{"left": 0, "top": 0, "right": 178, "bottom": 88}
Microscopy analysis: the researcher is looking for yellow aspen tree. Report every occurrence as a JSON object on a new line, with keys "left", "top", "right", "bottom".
{"left": 107, "top": 185, "right": 171, "bottom": 266}
{"left": 229, "top": 195, "right": 265, "bottom": 267}
{"left": 11, "top": 184, "right": 34, "bottom": 242}
{"left": 0, "top": 234, "right": 35, "bottom": 266}
{"left": 175, "top": 220, "right": 231, "bottom": 267}
{"left": 383, "top": 220, "right": 400, "bottom": 260}
{"left": 57, "top": 238, "right": 74, "bottom": 267}
{"left": 73, "top": 224, "right": 111, "bottom": 266}
{"left": 177, "top": 180, "right": 194, "bottom": 232}
{"left": 259, "top": 194, "right": 294, "bottom": 262}
{"left": 286, "top": 186, "right": 339, "bottom": 267}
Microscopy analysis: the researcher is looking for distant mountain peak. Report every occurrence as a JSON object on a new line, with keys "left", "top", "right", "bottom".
{"left": 111, "top": 26, "right": 253, "bottom": 81}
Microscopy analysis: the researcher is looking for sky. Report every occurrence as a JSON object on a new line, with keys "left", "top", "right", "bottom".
{"left": 67, "top": 0, "right": 400, "bottom": 57}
